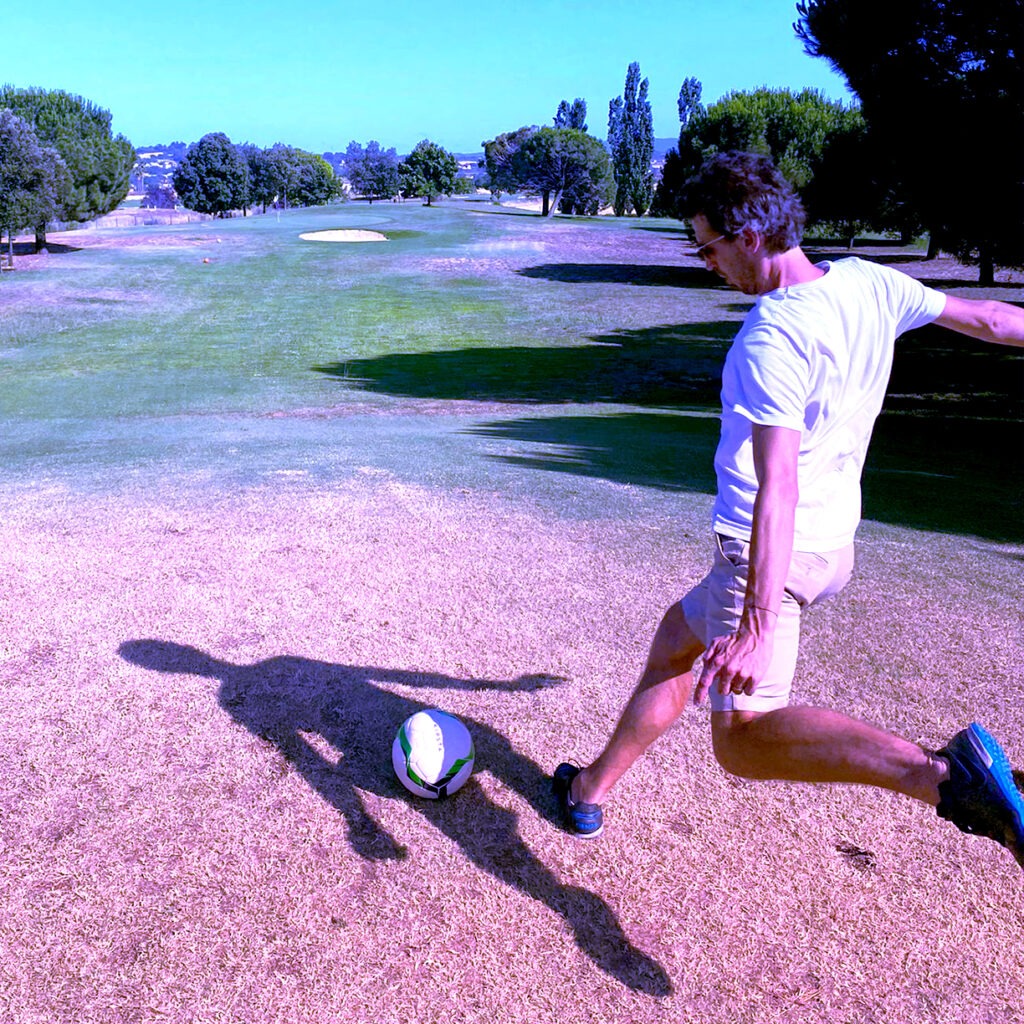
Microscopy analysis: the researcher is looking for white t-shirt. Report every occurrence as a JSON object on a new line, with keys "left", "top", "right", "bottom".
{"left": 712, "top": 257, "right": 947, "bottom": 551}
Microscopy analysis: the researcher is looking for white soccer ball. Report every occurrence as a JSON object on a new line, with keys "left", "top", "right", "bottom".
{"left": 392, "top": 709, "right": 475, "bottom": 799}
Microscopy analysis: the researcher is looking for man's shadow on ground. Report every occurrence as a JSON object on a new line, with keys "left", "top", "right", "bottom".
{"left": 118, "top": 640, "right": 672, "bottom": 996}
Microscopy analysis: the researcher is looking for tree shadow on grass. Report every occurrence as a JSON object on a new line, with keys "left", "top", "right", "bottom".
{"left": 517, "top": 263, "right": 716, "bottom": 288}
{"left": 469, "top": 411, "right": 720, "bottom": 495}
{"left": 466, "top": 408, "right": 1022, "bottom": 540}
{"left": 314, "top": 320, "right": 1021, "bottom": 540}
{"left": 314, "top": 321, "right": 735, "bottom": 408}
{"left": 863, "top": 415, "right": 1023, "bottom": 541}
{"left": 805, "top": 246, "right": 1024, "bottom": 289}
{"left": 11, "top": 240, "right": 82, "bottom": 256}
{"left": 872, "top": 328, "right": 1023, "bottom": 541}
{"left": 118, "top": 640, "right": 673, "bottom": 997}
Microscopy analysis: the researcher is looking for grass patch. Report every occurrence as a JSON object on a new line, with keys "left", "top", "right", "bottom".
{"left": 2, "top": 202, "right": 1021, "bottom": 537}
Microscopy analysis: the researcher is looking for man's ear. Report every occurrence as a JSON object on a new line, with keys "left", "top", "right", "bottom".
{"left": 737, "top": 225, "right": 763, "bottom": 254}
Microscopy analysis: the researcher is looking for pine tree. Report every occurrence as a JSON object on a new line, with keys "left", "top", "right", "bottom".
{"left": 509, "top": 127, "right": 611, "bottom": 217}
{"left": 0, "top": 86, "right": 134, "bottom": 250}
{"left": 0, "top": 110, "right": 67, "bottom": 263}
{"left": 796, "top": 0, "right": 1024, "bottom": 283}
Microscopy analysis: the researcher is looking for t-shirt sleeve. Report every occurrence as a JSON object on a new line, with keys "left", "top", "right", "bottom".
{"left": 878, "top": 262, "right": 947, "bottom": 334}
{"left": 725, "top": 326, "right": 809, "bottom": 431}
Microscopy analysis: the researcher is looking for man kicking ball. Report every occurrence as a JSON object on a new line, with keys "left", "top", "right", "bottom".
{"left": 554, "top": 151, "right": 1024, "bottom": 869}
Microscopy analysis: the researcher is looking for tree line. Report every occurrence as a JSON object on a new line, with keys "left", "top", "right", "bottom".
{"left": 170, "top": 134, "right": 477, "bottom": 216}
{"left": 2, "top": 1, "right": 1021, "bottom": 281}
{"left": 477, "top": 62, "right": 654, "bottom": 218}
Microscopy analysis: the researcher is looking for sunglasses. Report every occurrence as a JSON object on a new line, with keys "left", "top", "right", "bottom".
{"left": 693, "top": 233, "right": 732, "bottom": 261}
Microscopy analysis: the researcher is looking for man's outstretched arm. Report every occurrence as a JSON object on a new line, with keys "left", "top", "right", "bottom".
{"left": 935, "top": 295, "right": 1024, "bottom": 347}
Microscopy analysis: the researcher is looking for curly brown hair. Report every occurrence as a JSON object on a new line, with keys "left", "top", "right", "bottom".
{"left": 679, "top": 151, "right": 805, "bottom": 254}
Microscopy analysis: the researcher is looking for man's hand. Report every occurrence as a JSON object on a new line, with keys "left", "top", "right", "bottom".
{"left": 694, "top": 623, "right": 774, "bottom": 705}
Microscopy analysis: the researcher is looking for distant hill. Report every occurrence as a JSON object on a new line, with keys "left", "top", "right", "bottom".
{"left": 131, "top": 143, "right": 188, "bottom": 193}
{"left": 653, "top": 137, "right": 677, "bottom": 164}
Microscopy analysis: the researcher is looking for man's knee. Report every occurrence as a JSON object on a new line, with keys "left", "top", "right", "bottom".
{"left": 646, "top": 602, "right": 704, "bottom": 678}
{"left": 710, "top": 710, "right": 762, "bottom": 776}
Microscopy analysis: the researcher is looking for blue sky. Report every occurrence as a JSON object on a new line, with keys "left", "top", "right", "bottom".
{"left": 3, "top": 1, "right": 853, "bottom": 154}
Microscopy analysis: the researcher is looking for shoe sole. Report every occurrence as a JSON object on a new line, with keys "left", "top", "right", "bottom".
{"left": 568, "top": 816, "right": 604, "bottom": 840}
{"left": 969, "top": 723, "right": 1024, "bottom": 864}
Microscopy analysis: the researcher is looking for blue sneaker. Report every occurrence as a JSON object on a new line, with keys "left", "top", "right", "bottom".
{"left": 553, "top": 762, "right": 604, "bottom": 839}
{"left": 936, "top": 723, "right": 1024, "bottom": 870}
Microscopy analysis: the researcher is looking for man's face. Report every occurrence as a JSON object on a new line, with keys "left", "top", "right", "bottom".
{"left": 691, "top": 214, "right": 759, "bottom": 294}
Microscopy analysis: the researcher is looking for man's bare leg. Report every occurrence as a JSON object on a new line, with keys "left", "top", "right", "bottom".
{"left": 571, "top": 603, "right": 705, "bottom": 806}
{"left": 710, "top": 707, "right": 949, "bottom": 804}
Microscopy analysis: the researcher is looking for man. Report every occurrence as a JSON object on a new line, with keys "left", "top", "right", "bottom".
{"left": 554, "top": 151, "right": 1024, "bottom": 870}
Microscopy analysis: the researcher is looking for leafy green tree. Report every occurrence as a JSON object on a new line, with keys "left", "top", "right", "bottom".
{"left": 691, "top": 87, "right": 858, "bottom": 189}
{"left": 173, "top": 133, "right": 250, "bottom": 216}
{"left": 479, "top": 126, "right": 535, "bottom": 199}
{"left": 343, "top": 140, "right": 402, "bottom": 202}
{"left": 554, "top": 98, "right": 588, "bottom": 131}
{"left": 288, "top": 149, "right": 341, "bottom": 207}
{"left": 608, "top": 62, "right": 654, "bottom": 216}
{"left": 652, "top": 86, "right": 862, "bottom": 222}
{"left": 796, "top": 0, "right": 1024, "bottom": 283}
{"left": 241, "top": 144, "right": 278, "bottom": 213}
{"left": 0, "top": 86, "right": 134, "bottom": 249}
{"left": 800, "top": 116, "right": 883, "bottom": 246}
{"left": 398, "top": 139, "right": 458, "bottom": 205}
{"left": 241, "top": 144, "right": 341, "bottom": 210}
{"left": 0, "top": 109, "right": 67, "bottom": 263}
{"left": 510, "top": 127, "right": 612, "bottom": 217}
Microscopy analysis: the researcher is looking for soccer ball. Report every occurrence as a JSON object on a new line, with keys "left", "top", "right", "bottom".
{"left": 392, "top": 709, "right": 475, "bottom": 799}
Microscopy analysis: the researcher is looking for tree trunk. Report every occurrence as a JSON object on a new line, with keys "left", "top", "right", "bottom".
{"left": 541, "top": 190, "right": 550, "bottom": 217}
{"left": 978, "top": 244, "right": 995, "bottom": 286}
{"left": 34, "top": 225, "right": 47, "bottom": 254}
{"left": 926, "top": 232, "right": 941, "bottom": 260}
{"left": 546, "top": 191, "right": 562, "bottom": 217}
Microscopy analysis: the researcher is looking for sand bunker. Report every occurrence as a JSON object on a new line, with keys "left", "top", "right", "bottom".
{"left": 299, "top": 229, "right": 387, "bottom": 243}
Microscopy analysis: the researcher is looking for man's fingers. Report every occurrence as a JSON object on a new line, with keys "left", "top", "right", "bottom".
{"left": 693, "top": 658, "right": 719, "bottom": 705}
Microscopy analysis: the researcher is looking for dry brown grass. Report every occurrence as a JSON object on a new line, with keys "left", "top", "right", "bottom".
{"left": 1, "top": 474, "right": 1021, "bottom": 1024}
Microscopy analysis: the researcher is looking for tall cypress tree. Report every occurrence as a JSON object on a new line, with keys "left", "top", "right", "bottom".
{"left": 608, "top": 62, "right": 654, "bottom": 216}
{"left": 554, "top": 98, "right": 588, "bottom": 131}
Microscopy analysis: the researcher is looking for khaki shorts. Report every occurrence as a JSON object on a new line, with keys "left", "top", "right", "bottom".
{"left": 681, "top": 534, "right": 855, "bottom": 712}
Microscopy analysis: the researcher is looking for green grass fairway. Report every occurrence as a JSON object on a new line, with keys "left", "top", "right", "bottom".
{"left": 2, "top": 199, "right": 1020, "bottom": 537}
